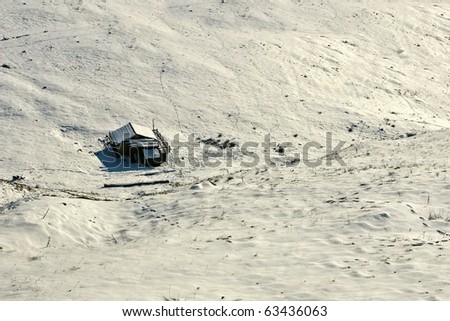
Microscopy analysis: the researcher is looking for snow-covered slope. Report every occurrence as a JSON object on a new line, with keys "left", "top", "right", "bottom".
{"left": 1, "top": 0, "right": 449, "bottom": 300}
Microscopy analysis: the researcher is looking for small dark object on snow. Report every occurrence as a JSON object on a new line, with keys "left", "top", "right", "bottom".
{"left": 201, "top": 137, "right": 237, "bottom": 149}
{"left": 405, "top": 132, "right": 416, "bottom": 138}
{"left": 275, "top": 144, "right": 285, "bottom": 153}
{"left": 437, "top": 230, "right": 449, "bottom": 236}
{"left": 2, "top": 64, "right": 11, "bottom": 69}
{"left": 12, "top": 175, "right": 25, "bottom": 181}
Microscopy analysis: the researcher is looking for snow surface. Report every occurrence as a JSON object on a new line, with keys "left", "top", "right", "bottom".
{"left": 1, "top": 0, "right": 449, "bottom": 300}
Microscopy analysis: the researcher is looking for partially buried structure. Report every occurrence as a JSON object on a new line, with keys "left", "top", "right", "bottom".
{"left": 107, "top": 122, "right": 170, "bottom": 167}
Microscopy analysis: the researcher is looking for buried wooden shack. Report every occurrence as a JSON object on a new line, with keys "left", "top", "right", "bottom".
{"left": 107, "top": 122, "right": 170, "bottom": 167}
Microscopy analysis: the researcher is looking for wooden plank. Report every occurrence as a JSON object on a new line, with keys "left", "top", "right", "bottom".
{"left": 103, "top": 180, "right": 170, "bottom": 188}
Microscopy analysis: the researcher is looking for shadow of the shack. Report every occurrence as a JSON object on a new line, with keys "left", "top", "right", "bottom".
{"left": 95, "top": 147, "right": 153, "bottom": 172}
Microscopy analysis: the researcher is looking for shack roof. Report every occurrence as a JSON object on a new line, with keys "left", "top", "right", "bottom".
{"left": 109, "top": 122, "right": 155, "bottom": 145}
